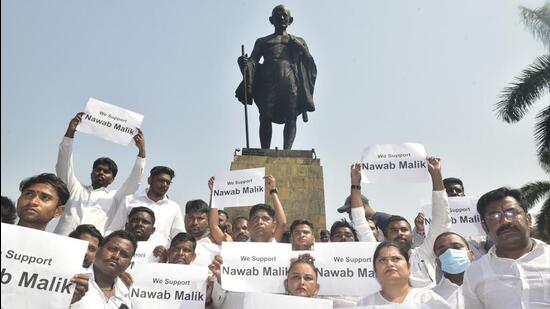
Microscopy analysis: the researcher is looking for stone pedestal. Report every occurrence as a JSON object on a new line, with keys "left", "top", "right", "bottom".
{"left": 224, "top": 148, "right": 326, "bottom": 236}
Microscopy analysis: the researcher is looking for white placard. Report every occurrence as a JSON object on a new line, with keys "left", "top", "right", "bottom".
{"left": 422, "top": 196, "right": 484, "bottom": 238}
{"left": 1, "top": 223, "right": 88, "bottom": 309}
{"left": 211, "top": 168, "right": 265, "bottom": 209}
{"left": 242, "top": 292, "right": 333, "bottom": 309}
{"left": 221, "top": 242, "right": 292, "bottom": 293}
{"left": 193, "top": 240, "right": 221, "bottom": 267}
{"left": 361, "top": 143, "right": 430, "bottom": 183}
{"left": 129, "top": 263, "right": 208, "bottom": 309}
{"left": 77, "top": 97, "right": 144, "bottom": 145}
{"left": 129, "top": 241, "right": 160, "bottom": 269}
{"left": 313, "top": 242, "right": 381, "bottom": 296}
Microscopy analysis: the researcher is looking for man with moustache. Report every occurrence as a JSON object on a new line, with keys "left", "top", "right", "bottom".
{"left": 107, "top": 166, "right": 185, "bottom": 247}
{"left": 167, "top": 232, "right": 197, "bottom": 265}
{"left": 124, "top": 207, "right": 156, "bottom": 242}
{"left": 462, "top": 187, "right": 550, "bottom": 308}
{"left": 55, "top": 112, "right": 146, "bottom": 236}
{"left": 71, "top": 230, "right": 137, "bottom": 309}
{"left": 231, "top": 217, "right": 250, "bottom": 242}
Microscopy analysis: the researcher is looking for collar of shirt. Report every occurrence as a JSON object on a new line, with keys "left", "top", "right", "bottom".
{"left": 136, "top": 189, "right": 169, "bottom": 204}
{"left": 84, "top": 185, "right": 110, "bottom": 193}
{"left": 488, "top": 238, "right": 544, "bottom": 260}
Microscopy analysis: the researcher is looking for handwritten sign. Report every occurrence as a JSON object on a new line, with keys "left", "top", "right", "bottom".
{"left": 221, "top": 242, "right": 292, "bottom": 293}
{"left": 361, "top": 143, "right": 429, "bottom": 183}
{"left": 422, "top": 196, "right": 484, "bottom": 238}
{"left": 129, "top": 263, "right": 208, "bottom": 309}
{"left": 77, "top": 97, "right": 144, "bottom": 145}
{"left": 1, "top": 223, "right": 88, "bottom": 309}
{"left": 313, "top": 242, "right": 381, "bottom": 296}
{"left": 211, "top": 168, "right": 265, "bottom": 209}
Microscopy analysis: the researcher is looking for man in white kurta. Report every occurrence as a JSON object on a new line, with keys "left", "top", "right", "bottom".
{"left": 106, "top": 166, "right": 185, "bottom": 247}
{"left": 54, "top": 113, "right": 146, "bottom": 235}
{"left": 462, "top": 187, "right": 550, "bottom": 308}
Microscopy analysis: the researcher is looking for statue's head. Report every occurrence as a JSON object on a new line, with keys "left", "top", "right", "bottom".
{"left": 269, "top": 5, "right": 293, "bottom": 30}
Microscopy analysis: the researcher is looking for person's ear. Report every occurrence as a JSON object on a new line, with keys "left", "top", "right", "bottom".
{"left": 468, "top": 250, "right": 475, "bottom": 262}
{"left": 435, "top": 256, "right": 442, "bottom": 269}
{"left": 283, "top": 279, "right": 288, "bottom": 293}
{"left": 289, "top": 16, "right": 294, "bottom": 25}
{"left": 54, "top": 205, "right": 65, "bottom": 218}
{"left": 148, "top": 176, "right": 152, "bottom": 186}
{"left": 269, "top": 16, "right": 274, "bottom": 25}
{"left": 152, "top": 227, "right": 156, "bottom": 234}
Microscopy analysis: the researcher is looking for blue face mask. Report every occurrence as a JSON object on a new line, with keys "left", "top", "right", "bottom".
{"left": 439, "top": 248, "right": 471, "bottom": 274}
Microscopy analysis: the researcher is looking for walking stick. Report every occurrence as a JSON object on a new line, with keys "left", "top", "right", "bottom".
{"left": 242, "top": 45, "right": 250, "bottom": 149}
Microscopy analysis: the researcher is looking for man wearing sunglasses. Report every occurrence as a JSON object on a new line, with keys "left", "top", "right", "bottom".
{"left": 462, "top": 187, "right": 549, "bottom": 308}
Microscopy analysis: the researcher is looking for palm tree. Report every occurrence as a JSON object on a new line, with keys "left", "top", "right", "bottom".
{"left": 495, "top": 2, "right": 550, "bottom": 242}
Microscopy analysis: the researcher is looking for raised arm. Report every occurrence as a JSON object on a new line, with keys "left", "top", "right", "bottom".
{"left": 265, "top": 175, "right": 287, "bottom": 242}
{"left": 113, "top": 128, "right": 146, "bottom": 200}
{"left": 56, "top": 112, "right": 85, "bottom": 191}
{"left": 350, "top": 163, "right": 376, "bottom": 242}
{"left": 417, "top": 157, "right": 451, "bottom": 260}
{"left": 208, "top": 176, "right": 226, "bottom": 245}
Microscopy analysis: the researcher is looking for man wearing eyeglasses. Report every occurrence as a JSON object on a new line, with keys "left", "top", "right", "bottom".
{"left": 462, "top": 187, "right": 550, "bottom": 308}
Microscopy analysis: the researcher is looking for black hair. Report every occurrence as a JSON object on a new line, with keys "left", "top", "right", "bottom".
{"left": 319, "top": 229, "right": 329, "bottom": 236}
{"left": 372, "top": 240, "right": 410, "bottom": 269}
{"left": 330, "top": 219, "right": 358, "bottom": 241}
{"left": 169, "top": 232, "right": 197, "bottom": 251}
{"left": 288, "top": 253, "right": 317, "bottom": 279}
{"left": 101, "top": 230, "right": 138, "bottom": 255}
{"left": 150, "top": 166, "right": 175, "bottom": 178}
{"left": 433, "top": 231, "right": 470, "bottom": 254}
{"left": 232, "top": 216, "right": 248, "bottom": 225}
{"left": 384, "top": 215, "right": 411, "bottom": 237}
{"left": 93, "top": 157, "right": 118, "bottom": 177}
{"left": 249, "top": 203, "right": 275, "bottom": 220}
{"left": 1, "top": 196, "right": 17, "bottom": 224}
{"left": 185, "top": 199, "right": 209, "bottom": 215}
{"left": 218, "top": 209, "right": 229, "bottom": 219}
{"left": 476, "top": 187, "right": 528, "bottom": 220}
{"left": 443, "top": 177, "right": 464, "bottom": 190}
{"left": 69, "top": 224, "right": 104, "bottom": 243}
{"left": 128, "top": 206, "right": 156, "bottom": 225}
{"left": 281, "top": 230, "right": 292, "bottom": 243}
{"left": 19, "top": 173, "right": 70, "bottom": 206}
{"left": 290, "top": 219, "right": 314, "bottom": 234}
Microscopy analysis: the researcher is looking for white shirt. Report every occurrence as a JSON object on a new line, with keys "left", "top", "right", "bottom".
{"left": 351, "top": 206, "right": 377, "bottom": 242}
{"left": 106, "top": 190, "right": 185, "bottom": 247}
{"left": 432, "top": 277, "right": 464, "bottom": 309}
{"left": 408, "top": 190, "right": 451, "bottom": 288}
{"left": 462, "top": 239, "right": 550, "bottom": 309}
{"left": 71, "top": 266, "right": 132, "bottom": 309}
{"left": 54, "top": 137, "right": 145, "bottom": 235}
{"left": 357, "top": 288, "right": 451, "bottom": 308}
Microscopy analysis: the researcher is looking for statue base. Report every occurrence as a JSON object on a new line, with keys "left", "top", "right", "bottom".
{"left": 225, "top": 148, "right": 327, "bottom": 236}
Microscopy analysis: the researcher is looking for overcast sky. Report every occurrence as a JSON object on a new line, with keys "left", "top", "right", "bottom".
{"left": 2, "top": 0, "right": 548, "bottom": 232}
